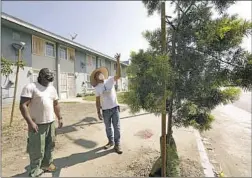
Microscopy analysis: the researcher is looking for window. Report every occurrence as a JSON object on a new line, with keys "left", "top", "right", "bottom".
{"left": 32, "top": 35, "right": 45, "bottom": 55}
{"left": 45, "top": 42, "right": 55, "bottom": 57}
{"left": 60, "top": 73, "right": 67, "bottom": 92}
{"left": 87, "top": 55, "right": 93, "bottom": 66}
{"left": 59, "top": 47, "right": 67, "bottom": 60}
{"left": 97, "top": 58, "right": 102, "bottom": 68}
{"left": 67, "top": 47, "right": 75, "bottom": 61}
{"left": 114, "top": 63, "right": 117, "bottom": 70}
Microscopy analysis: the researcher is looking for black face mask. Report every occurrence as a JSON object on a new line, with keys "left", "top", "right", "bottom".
{"left": 38, "top": 68, "right": 54, "bottom": 86}
{"left": 45, "top": 75, "right": 54, "bottom": 82}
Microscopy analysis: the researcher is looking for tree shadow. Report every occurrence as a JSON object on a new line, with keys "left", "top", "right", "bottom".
{"left": 56, "top": 117, "right": 98, "bottom": 135}
{"left": 82, "top": 117, "right": 98, "bottom": 123}
{"left": 63, "top": 134, "right": 98, "bottom": 149}
{"left": 72, "top": 113, "right": 152, "bottom": 128}
{"left": 56, "top": 113, "right": 151, "bottom": 136}
{"left": 52, "top": 146, "right": 115, "bottom": 177}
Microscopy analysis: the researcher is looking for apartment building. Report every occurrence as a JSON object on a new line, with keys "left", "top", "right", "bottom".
{"left": 1, "top": 12, "right": 128, "bottom": 104}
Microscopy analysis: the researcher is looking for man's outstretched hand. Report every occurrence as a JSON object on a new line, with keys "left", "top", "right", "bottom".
{"left": 115, "top": 53, "right": 121, "bottom": 61}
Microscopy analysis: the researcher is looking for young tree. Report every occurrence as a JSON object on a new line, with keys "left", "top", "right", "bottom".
{"left": 1, "top": 56, "right": 25, "bottom": 77}
{"left": 124, "top": 0, "right": 252, "bottom": 176}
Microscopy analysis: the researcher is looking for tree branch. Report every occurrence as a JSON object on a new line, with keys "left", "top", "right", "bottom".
{"left": 166, "top": 18, "right": 176, "bottom": 30}
{"left": 174, "top": 1, "right": 185, "bottom": 14}
{"left": 167, "top": 44, "right": 244, "bottom": 68}
{"left": 177, "top": 1, "right": 195, "bottom": 28}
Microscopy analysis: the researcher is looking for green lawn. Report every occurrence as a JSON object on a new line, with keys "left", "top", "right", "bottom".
{"left": 83, "top": 92, "right": 126, "bottom": 104}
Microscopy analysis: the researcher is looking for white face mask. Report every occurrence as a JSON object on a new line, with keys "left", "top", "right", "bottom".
{"left": 98, "top": 73, "right": 105, "bottom": 80}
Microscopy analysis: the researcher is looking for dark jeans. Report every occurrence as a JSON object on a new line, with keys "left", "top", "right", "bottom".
{"left": 102, "top": 106, "right": 121, "bottom": 145}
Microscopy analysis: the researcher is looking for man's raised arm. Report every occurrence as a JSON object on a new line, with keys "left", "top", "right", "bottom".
{"left": 114, "top": 53, "right": 121, "bottom": 81}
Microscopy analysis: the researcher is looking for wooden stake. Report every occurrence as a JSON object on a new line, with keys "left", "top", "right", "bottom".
{"left": 10, "top": 49, "right": 21, "bottom": 126}
{"left": 161, "top": 1, "right": 167, "bottom": 177}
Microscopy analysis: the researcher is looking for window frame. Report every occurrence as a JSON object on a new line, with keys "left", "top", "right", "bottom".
{"left": 32, "top": 35, "right": 45, "bottom": 56}
{"left": 59, "top": 46, "right": 68, "bottom": 60}
{"left": 45, "top": 41, "right": 56, "bottom": 58}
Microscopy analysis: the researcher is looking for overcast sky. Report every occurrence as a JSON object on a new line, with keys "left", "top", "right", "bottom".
{"left": 2, "top": 1, "right": 251, "bottom": 61}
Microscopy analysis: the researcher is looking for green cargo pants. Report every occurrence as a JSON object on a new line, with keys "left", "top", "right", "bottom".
{"left": 27, "top": 121, "right": 56, "bottom": 177}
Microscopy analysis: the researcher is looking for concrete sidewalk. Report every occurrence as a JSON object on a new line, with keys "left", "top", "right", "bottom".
{"left": 59, "top": 97, "right": 129, "bottom": 107}
{"left": 7, "top": 108, "right": 206, "bottom": 177}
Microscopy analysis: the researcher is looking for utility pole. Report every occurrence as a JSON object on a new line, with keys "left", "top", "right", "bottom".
{"left": 160, "top": 1, "right": 167, "bottom": 177}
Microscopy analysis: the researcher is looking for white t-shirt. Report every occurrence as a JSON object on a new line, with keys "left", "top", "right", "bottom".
{"left": 95, "top": 76, "right": 119, "bottom": 110}
{"left": 21, "top": 82, "right": 59, "bottom": 124}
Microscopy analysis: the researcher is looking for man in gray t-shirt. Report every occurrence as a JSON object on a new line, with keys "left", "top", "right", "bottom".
{"left": 90, "top": 53, "right": 122, "bottom": 154}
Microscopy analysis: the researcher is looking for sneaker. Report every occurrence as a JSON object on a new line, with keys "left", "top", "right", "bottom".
{"left": 29, "top": 169, "right": 44, "bottom": 177}
{"left": 114, "top": 145, "right": 123, "bottom": 154}
{"left": 104, "top": 142, "right": 114, "bottom": 149}
{"left": 41, "top": 163, "right": 56, "bottom": 172}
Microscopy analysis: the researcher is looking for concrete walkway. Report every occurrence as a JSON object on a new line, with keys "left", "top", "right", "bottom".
{"left": 59, "top": 97, "right": 128, "bottom": 107}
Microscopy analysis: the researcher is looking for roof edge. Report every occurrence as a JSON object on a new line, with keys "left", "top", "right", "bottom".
{"left": 1, "top": 12, "right": 128, "bottom": 66}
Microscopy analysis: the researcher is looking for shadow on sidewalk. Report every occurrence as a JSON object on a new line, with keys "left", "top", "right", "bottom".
{"left": 56, "top": 117, "right": 98, "bottom": 135}
{"left": 75, "top": 113, "right": 152, "bottom": 128}
{"left": 12, "top": 147, "right": 114, "bottom": 177}
{"left": 52, "top": 146, "right": 115, "bottom": 177}
{"left": 56, "top": 113, "right": 151, "bottom": 136}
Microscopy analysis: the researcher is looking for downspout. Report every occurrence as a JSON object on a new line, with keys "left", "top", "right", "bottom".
{"left": 56, "top": 43, "right": 61, "bottom": 99}
{"left": 96, "top": 56, "right": 98, "bottom": 69}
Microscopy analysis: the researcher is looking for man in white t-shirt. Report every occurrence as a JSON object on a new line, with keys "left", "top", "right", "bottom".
{"left": 90, "top": 53, "right": 122, "bottom": 154}
{"left": 19, "top": 68, "right": 63, "bottom": 177}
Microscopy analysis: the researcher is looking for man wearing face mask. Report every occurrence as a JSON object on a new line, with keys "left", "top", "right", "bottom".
{"left": 90, "top": 53, "right": 122, "bottom": 154}
{"left": 19, "top": 68, "right": 63, "bottom": 177}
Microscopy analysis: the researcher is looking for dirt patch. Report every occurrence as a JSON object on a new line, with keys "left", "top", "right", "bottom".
{"left": 95, "top": 147, "right": 204, "bottom": 177}
{"left": 125, "top": 148, "right": 159, "bottom": 177}
{"left": 179, "top": 157, "right": 205, "bottom": 177}
{"left": 93, "top": 148, "right": 160, "bottom": 177}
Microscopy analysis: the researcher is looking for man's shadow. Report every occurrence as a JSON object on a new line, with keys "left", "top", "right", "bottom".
{"left": 13, "top": 146, "right": 114, "bottom": 177}
{"left": 52, "top": 146, "right": 114, "bottom": 177}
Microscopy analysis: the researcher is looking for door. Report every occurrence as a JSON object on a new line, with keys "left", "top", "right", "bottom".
{"left": 67, "top": 73, "right": 76, "bottom": 97}
{"left": 60, "top": 73, "right": 68, "bottom": 99}
{"left": 32, "top": 71, "right": 39, "bottom": 83}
